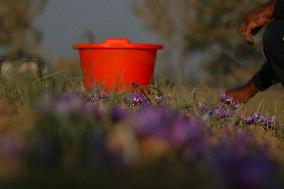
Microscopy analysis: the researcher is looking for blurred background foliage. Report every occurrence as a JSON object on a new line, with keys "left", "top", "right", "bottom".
{"left": 133, "top": 0, "right": 266, "bottom": 86}
{"left": 0, "top": 0, "right": 47, "bottom": 56}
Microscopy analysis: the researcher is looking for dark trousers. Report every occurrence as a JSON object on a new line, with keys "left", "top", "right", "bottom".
{"left": 252, "top": 19, "right": 284, "bottom": 90}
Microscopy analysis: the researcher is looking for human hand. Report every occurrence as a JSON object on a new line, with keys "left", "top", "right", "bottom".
{"left": 240, "top": 1, "right": 275, "bottom": 45}
{"left": 240, "top": 12, "right": 272, "bottom": 45}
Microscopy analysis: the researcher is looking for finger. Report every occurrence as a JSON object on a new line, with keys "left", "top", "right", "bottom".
{"left": 243, "top": 21, "right": 260, "bottom": 44}
{"left": 240, "top": 15, "right": 250, "bottom": 33}
{"left": 240, "top": 22, "right": 248, "bottom": 34}
{"left": 243, "top": 31, "right": 254, "bottom": 45}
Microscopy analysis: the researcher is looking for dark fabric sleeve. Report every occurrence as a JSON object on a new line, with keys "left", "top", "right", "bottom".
{"left": 251, "top": 63, "right": 279, "bottom": 91}
{"left": 273, "top": 0, "right": 284, "bottom": 19}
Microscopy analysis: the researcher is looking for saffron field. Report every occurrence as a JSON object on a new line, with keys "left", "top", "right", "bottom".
{"left": 0, "top": 71, "right": 283, "bottom": 189}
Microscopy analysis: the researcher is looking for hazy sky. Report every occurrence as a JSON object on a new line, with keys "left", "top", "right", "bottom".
{"left": 35, "top": 0, "right": 158, "bottom": 59}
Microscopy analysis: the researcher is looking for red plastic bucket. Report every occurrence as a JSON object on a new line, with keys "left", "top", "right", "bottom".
{"left": 73, "top": 38, "right": 163, "bottom": 92}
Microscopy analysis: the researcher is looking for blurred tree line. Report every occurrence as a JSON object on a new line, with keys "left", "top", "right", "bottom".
{"left": 0, "top": 0, "right": 47, "bottom": 57}
{"left": 133, "top": 0, "right": 266, "bottom": 85}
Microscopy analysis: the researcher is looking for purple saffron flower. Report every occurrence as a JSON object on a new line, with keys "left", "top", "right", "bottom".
{"left": 240, "top": 112, "right": 263, "bottom": 125}
{"left": 89, "top": 91, "right": 109, "bottom": 104}
{"left": 169, "top": 117, "right": 207, "bottom": 163}
{"left": 131, "top": 93, "right": 147, "bottom": 104}
{"left": 236, "top": 156, "right": 278, "bottom": 189}
{"left": 171, "top": 119, "right": 191, "bottom": 148}
{"left": 89, "top": 95, "right": 100, "bottom": 104}
{"left": 240, "top": 112, "right": 275, "bottom": 128}
{"left": 251, "top": 112, "right": 261, "bottom": 120}
{"left": 37, "top": 93, "right": 54, "bottom": 114}
{"left": 233, "top": 132, "right": 253, "bottom": 154}
{"left": 209, "top": 105, "right": 234, "bottom": 119}
{"left": 179, "top": 118, "right": 208, "bottom": 161}
{"left": 56, "top": 91, "right": 85, "bottom": 115}
{"left": 132, "top": 107, "right": 176, "bottom": 140}
{"left": 214, "top": 147, "right": 278, "bottom": 189}
{"left": 240, "top": 114, "right": 257, "bottom": 125}
{"left": 240, "top": 115, "right": 255, "bottom": 125}
{"left": 125, "top": 92, "right": 149, "bottom": 107}
{"left": 261, "top": 116, "right": 275, "bottom": 129}
{"left": 216, "top": 107, "right": 234, "bottom": 118}
{"left": 219, "top": 93, "right": 239, "bottom": 109}
{"left": 110, "top": 107, "right": 127, "bottom": 123}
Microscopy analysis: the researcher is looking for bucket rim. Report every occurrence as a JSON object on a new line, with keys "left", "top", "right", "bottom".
{"left": 73, "top": 43, "right": 163, "bottom": 50}
{"left": 73, "top": 38, "right": 163, "bottom": 50}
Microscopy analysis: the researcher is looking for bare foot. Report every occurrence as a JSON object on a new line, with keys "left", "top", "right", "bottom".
{"left": 225, "top": 81, "right": 259, "bottom": 103}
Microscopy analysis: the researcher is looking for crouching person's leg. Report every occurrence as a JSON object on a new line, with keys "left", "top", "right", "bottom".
{"left": 262, "top": 19, "right": 284, "bottom": 88}
{"left": 226, "top": 19, "right": 284, "bottom": 102}
{"left": 252, "top": 63, "right": 279, "bottom": 91}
